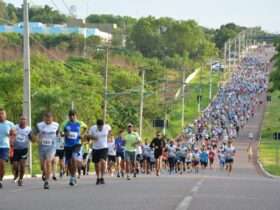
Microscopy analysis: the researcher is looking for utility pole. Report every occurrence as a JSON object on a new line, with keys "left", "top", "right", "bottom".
{"left": 23, "top": 0, "right": 32, "bottom": 175}
{"left": 228, "top": 39, "right": 231, "bottom": 73}
{"left": 238, "top": 34, "right": 241, "bottom": 62}
{"left": 224, "top": 42, "right": 227, "bottom": 69}
{"left": 71, "top": 101, "right": 75, "bottom": 110}
{"left": 209, "top": 62, "right": 212, "bottom": 101}
{"left": 234, "top": 38, "right": 237, "bottom": 66}
{"left": 181, "top": 67, "right": 186, "bottom": 130}
{"left": 103, "top": 46, "right": 109, "bottom": 122}
{"left": 139, "top": 69, "right": 145, "bottom": 139}
{"left": 198, "top": 65, "right": 202, "bottom": 113}
{"left": 83, "top": 25, "right": 87, "bottom": 57}
{"left": 163, "top": 70, "right": 168, "bottom": 136}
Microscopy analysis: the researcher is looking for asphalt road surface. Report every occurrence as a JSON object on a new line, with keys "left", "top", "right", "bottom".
{"left": 1, "top": 96, "right": 280, "bottom": 210}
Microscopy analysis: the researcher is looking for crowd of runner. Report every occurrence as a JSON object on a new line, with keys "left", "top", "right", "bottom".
{"left": 0, "top": 46, "right": 273, "bottom": 190}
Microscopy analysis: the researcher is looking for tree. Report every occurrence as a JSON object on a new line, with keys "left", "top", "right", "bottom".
{"left": 213, "top": 23, "right": 245, "bottom": 49}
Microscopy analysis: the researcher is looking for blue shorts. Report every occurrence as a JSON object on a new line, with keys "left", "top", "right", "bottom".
{"left": 0, "top": 148, "right": 9, "bottom": 161}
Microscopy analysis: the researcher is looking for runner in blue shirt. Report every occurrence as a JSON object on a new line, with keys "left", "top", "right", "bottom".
{"left": 115, "top": 129, "right": 125, "bottom": 178}
{"left": 199, "top": 147, "right": 209, "bottom": 169}
{"left": 61, "top": 110, "right": 87, "bottom": 186}
{"left": 0, "top": 108, "right": 15, "bottom": 188}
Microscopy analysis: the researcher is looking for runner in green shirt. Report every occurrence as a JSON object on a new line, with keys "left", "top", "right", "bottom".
{"left": 123, "top": 123, "right": 140, "bottom": 180}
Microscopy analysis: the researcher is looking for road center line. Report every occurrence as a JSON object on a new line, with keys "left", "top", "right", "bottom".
{"left": 175, "top": 178, "right": 205, "bottom": 210}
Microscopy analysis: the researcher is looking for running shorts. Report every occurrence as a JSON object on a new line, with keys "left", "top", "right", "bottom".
{"left": 124, "top": 151, "right": 136, "bottom": 162}
{"left": 92, "top": 148, "right": 108, "bottom": 163}
{"left": 55, "top": 149, "right": 64, "bottom": 160}
{"left": 0, "top": 148, "right": 9, "bottom": 161}
{"left": 13, "top": 148, "right": 28, "bottom": 161}
{"left": 108, "top": 155, "right": 116, "bottom": 162}
{"left": 39, "top": 147, "right": 56, "bottom": 160}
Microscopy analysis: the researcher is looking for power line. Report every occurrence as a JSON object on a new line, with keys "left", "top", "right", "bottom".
{"left": 61, "top": 0, "right": 72, "bottom": 16}
{"left": 49, "top": 0, "right": 60, "bottom": 11}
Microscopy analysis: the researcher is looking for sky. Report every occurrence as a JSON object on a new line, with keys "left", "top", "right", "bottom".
{"left": 4, "top": 0, "right": 280, "bottom": 33}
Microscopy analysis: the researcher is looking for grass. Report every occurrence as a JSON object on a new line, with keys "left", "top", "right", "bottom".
{"left": 166, "top": 68, "right": 222, "bottom": 137}
{"left": 259, "top": 89, "right": 280, "bottom": 176}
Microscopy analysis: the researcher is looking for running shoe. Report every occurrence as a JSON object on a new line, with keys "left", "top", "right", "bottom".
{"left": 96, "top": 178, "right": 100, "bottom": 185}
{"left": 18, "top": 179, "right": 23, "bottom": 187}
{"left": 43, "top": 181, "right": 49, "bottom": 190}
{"left": 100, "top": 178, "right": 105, "bottom": 184}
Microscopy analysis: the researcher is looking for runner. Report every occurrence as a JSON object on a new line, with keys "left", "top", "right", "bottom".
{"left": 192, "top": 148, "right": 200, "bottom": 174}
{"left": 247, "top": 141, "right": 253, "bottom": 162}
{"left": 36, "top": 112, "right": 59, "bottom": 189}
{"left": 89, "top": 119, "right": 111, "bottom": 185}
{"left": 61, "top": 110, "right": 87, "bottom": 186}
{"left": 107, "top": 135, "right": 116, "bottom": 176}
{"left": 200, "top": 146, "right": 208, "bottom": 169}
{"left": 225, "top": 140, "right": 236, "bottom": 175}
{"left": 123, "top": 123, "right": 141, "bottom": 180}
{"left": 81, "top": 139, "right": 91, "bottom": 176}
{"left": 53, "top": 133, "right": 65, "bottom": 179}
{"left": 142, "top": 139, "right": 151, "bottom": 174}
{"left": 115, "top": 129, "right": 125, "bottom": 178}
{"left": 73, "top": 144, "right": 83, "bottom": 179}
{"left": 186, "top": 149, "right": 193, "bottom": 173}
{"left": 0, "top": 108, "right": 15, "bottom": 188}
{"left": 166, "top": 140, "right": 176, "bottom": 175}
{"left": 208, "top": 147, "right": 215, "bottom": 169}
{"left": 13, "top": 115, "right": 32, "bottom": 186}
{"left": 150, "top": 131, "right": 165, "bottom": 176}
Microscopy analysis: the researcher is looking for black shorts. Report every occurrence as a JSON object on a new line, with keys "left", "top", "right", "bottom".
{"left": 108, "top": 155, "right": 116, "bottom": 162}
{"left": 116, "top": 151, "right": 124, "bottom": 160}
{"left": 92, "top": 148, "right": 108, "bottom": 163}
{"left": 64, "top": 145, "right": 80, "bottom": 161}
{"left": 13, "top": 149, "right": 28, "bottom": 161}
{"left": 154, "top": 149, "right": 162, "bottom": 159}
{"left": 225, "top": 158, "right": 234, "bottom": 164}
{"left": 55, "top": 150, "right": 64, "bottom": 160}
{"left": 200, "top": 161, "right": 208, "bottom": 167}
{"left": 136, "top": 154, "right": 143, "bottom": 162}
{"left": 143, "top": 155, "right": 150, "bottom": 162}
{"left": 83, "top": 153, "right": 88, "bottom": 160}
{"left": 178, "top": 157, "right": 185, "bottom": 163}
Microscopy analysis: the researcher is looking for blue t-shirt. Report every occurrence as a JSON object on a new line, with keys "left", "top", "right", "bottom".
{"left": 200, "top": 151, "right": 209, "bottom": 163}
{"left": 0, "top": 120, "right": 15, "bottom": 148}
{"left": 62, "top": 120, "right": 87, "bottom": 147}
{"left": 115, "top": 136, "right": 125, "bottom": 153}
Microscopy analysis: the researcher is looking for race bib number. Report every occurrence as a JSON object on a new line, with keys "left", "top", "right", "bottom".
{"left": 17, "top": 134, "right": 26, "bottom": 143}
{"left": 68, "top": 132, "right": 78, "bottom": 140}
{"left": 42, "top": 138, "right": 52, "bottom": 146}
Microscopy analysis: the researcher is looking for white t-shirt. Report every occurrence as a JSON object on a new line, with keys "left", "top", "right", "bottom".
{"left": 225, "top": 146, "right": 236, "bottom": 159}
{"left": 89, "top": 124, "right": 111, "bottom": 150}
{"left": 167, "top": 144, "right": 176, "bottom": 158}
{"left": 136, "top": 145, "right": 143, "bottom": 155}
{"left": 14, "top": 125, "right": 32, "bottom": 150}
{"left": 37, "top": 121, "right": 59, "bottom": 148}
{"left": 108, "top": 141, "right": 116, "bottom": 156}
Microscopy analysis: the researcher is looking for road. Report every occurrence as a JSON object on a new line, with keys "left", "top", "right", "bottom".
{"left": 1, "top": 96, "right": 280, "bottom": 210}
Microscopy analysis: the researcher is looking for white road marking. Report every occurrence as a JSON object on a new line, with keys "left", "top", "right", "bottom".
{"left": 176, "top": 178, "right": 205, "bottom": 210}
{"left": 175, "top": 196, "right": 192, "bottom": 210}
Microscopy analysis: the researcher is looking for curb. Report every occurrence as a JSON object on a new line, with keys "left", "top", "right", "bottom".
{"left": 257, "top": 160, "right": 280, "bottom": 179}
